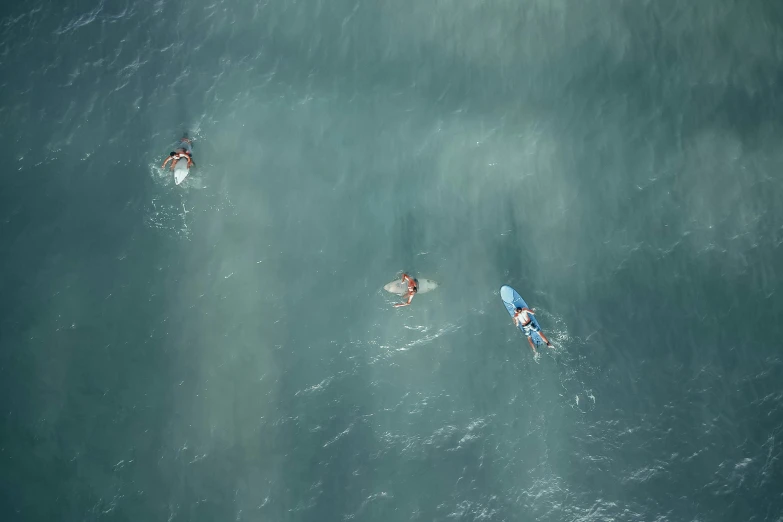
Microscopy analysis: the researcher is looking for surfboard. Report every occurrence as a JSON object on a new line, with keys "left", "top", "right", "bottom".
{"left": 384, "top": 278, "right": 439, "bottom": 296}
{"left": 500, "top": 285, "right": 544, "bottom": 345}
{"left": 174, "top": 159, "right": 189, "bottom": 185}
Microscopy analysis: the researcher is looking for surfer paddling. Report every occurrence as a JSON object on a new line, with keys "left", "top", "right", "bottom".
{"left": 162, "top": 134, "right": 195, "bottom": 171}
{"left": 513, "top": 307, "right": 554, "bottom": 354}
{"left": 393, "top": 273, "right": 418, "bottom": 308}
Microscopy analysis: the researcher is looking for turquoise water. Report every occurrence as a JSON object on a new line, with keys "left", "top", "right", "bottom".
{"left": 1, "top": 1, "right": 782, "bottom": 520}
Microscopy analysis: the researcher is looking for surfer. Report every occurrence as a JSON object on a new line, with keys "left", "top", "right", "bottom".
{"left": 393, "top": 273, "right": 418, "bottom": 308}
{"left": 161, "top": 135, "right": 195, "bottom": 170}
{"left": 513, "top": 307, "right": 554, "bottom": 354}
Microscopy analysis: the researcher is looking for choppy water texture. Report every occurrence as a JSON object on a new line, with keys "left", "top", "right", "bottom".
{"left": 1, "top": 1, "right": 782, "bottom": 521}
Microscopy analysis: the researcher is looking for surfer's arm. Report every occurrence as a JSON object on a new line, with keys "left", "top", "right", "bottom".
{"left": 162, "top": 157, "right": 172, "bottom": 168}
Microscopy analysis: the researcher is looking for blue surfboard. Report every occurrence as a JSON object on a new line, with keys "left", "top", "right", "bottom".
{"left": 500, "top": 285, "right": 544, "bottom": 345}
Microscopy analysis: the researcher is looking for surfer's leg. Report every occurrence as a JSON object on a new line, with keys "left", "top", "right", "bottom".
{"left": 538, "top": 331, "right": 553, "bottom": 347}
{"left": 526, "top": 336, "right": 537, "bottom": 354}
{"left": 393, "top": 292, "right": 415, "bottom": 308}
{"left": 394, "top": 292, "right": 408, "bottom": 308}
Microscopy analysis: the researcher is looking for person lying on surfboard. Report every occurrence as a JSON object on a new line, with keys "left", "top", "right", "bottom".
{"left": 161, "top": 135, "right": 196, "bottom": 170}
{"left": 513, "top": 307, "right": 554, "bottom": 354}
{"left": 393, "top": 273, "right": 418, "bottom": 308}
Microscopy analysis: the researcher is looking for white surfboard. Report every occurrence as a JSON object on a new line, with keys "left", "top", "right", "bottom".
{"left": 383, "top": 278, "right": 439, "bottom": 296}
{"left": 174, "top": 159, "right": 189, "bottom": 185}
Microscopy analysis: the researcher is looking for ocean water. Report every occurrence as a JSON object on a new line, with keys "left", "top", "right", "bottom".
{"left": 1, "top": 1, "right": 782, "bottom": 521}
